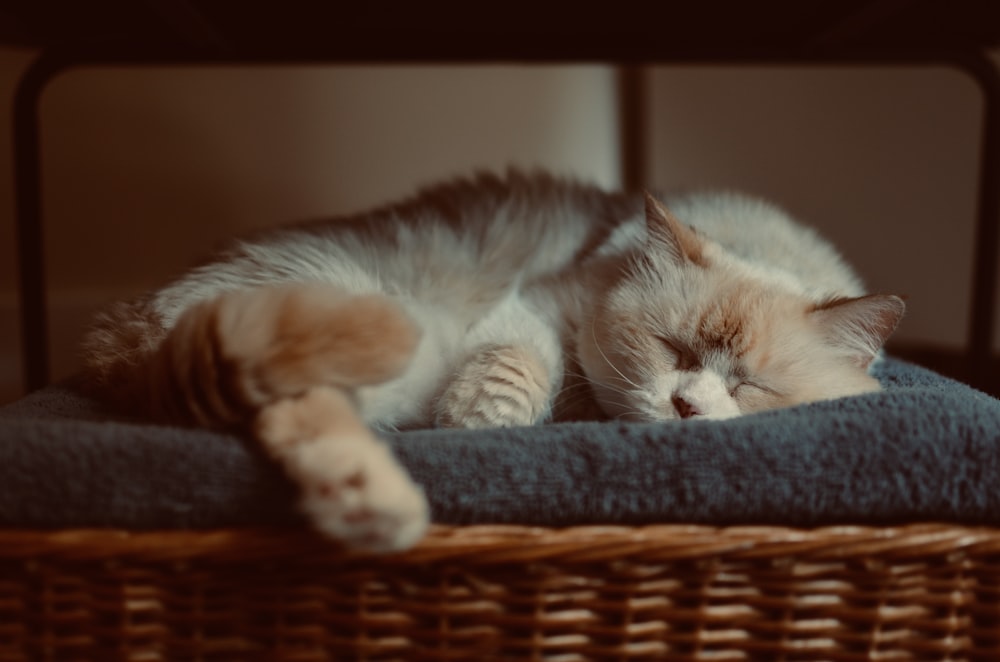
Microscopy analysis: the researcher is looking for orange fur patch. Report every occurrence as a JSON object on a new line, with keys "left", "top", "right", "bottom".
{"left": 258, "top": 286, "right": 421, "bottom": 393}
{"left": 141, "top": 283, "right": 421, "bottom": 427}
{"left": 694, "top": 285, "right": 760, "bottom": 359}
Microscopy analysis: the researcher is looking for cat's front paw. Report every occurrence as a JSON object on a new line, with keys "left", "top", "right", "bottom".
{"left": 435, "top": 345, "right": 551, "bottom": 429}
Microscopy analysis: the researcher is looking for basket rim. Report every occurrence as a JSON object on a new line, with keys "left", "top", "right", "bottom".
{"left": 2, "top": 522, "right": 999, "bottom": 565}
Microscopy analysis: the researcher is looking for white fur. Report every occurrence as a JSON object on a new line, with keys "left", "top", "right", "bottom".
{"left": 144, "top": 177, "right": 885, "bottom": 429}
{"left": 665, "top": 191, "right": 865, "bottom": 299}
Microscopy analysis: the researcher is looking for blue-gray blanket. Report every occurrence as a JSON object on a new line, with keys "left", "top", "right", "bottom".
{"left": 1, "top": 358, "right": 998, "bottom": 529}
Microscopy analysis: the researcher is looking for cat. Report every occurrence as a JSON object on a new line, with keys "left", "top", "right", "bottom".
{"left": 82, "top": 170, "right": 904, "bottom": 551}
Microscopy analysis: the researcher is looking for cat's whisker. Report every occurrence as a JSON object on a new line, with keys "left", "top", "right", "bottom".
{"left": 593, "top": 397, "right": 648, "bottom": 422}
{"left": 554, "top": 393, "right": 600, "bottom": 414}
{"left": 554, "top": 382, "right": 592, "bottom": 397}
{"left": 561, "top": 369, "right": 612, "bottom": 389}
{"left": 560, "top": 370, "right": 602, "bottom": 385}
{"left": 589, "top": 317, "right": 641, "bottom": 390}
{"left": 560, "top": 370, "right": 634, "bottom": 399}
{"left": 603, "top": 374, "right": 641, "bottom": 392}
{"left": 553, "top": 381, "right": 600, "bottom": 405}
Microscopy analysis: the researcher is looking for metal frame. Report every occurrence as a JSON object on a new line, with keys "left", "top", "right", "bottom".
{"left": 12, "top": 49, "right": 1000, "bottom": 392}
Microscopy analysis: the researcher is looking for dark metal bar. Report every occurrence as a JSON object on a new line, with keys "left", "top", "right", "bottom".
{"left": 949, "top": 52, "right": 1000, "bottom": 390}
{"left": 616, "top": 66, "right": 648, "bottom": 192}
{"left": 7, "top": 44, "right": 994, "bottom": 68}
{"left": 12, "top": 51, "right": 76, "bottom": 393}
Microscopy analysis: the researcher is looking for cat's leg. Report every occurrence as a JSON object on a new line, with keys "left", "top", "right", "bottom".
{"left": 142, "top": 283, "right": 429, "bottom": 550}
{"left": 435, "top": 294, "right": 562, "bottom": 429}
{"left": 146, "top": 282, "right": 420, "bottom": 426}
{"left": 255, "top": 385, "right": 429, "bottom": 552}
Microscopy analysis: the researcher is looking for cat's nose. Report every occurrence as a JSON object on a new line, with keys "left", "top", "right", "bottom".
{"left": 672, "top": 395, "right": 702, "bottom": 419}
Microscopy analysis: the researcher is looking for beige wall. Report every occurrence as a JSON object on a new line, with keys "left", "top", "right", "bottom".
{"left": 1, "top": 47, "right": 997, "bottom": 402}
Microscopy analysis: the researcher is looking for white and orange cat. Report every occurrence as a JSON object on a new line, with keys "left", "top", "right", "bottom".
{"left": 83, "top": 171, "right": 904, "bottom": 551}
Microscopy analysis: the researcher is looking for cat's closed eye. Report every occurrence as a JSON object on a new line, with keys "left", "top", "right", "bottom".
{"left": 730, "top": 380, "right": 778, "bottom": 398}
{"left": 655, "top": 335, "right": 698, "bottom": 370}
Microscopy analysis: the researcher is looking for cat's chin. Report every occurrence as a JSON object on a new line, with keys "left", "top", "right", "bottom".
{"left": 592, "top": 389, "right": 742, "bottom": 422}
{"left": 618, "top": 409, "right": 742, "bottom": 423}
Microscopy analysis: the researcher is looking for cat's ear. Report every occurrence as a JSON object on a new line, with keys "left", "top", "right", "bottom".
{"left": 809, "top": 294, "right": 905, "bottom": 368}
{"left": 644, "top": 192, "right": 705, "bottom": 266}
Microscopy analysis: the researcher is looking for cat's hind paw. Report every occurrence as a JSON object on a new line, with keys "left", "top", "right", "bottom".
{"left": 285, "top": 435, "right": 429, "bottom": 552}
{"left": 256, "top": 386, "right": 429, "bottom": 552}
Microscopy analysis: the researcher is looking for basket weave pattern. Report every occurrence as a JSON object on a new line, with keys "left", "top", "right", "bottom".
{"left": 2, "top": 523, "right": 999, "bottom": 660}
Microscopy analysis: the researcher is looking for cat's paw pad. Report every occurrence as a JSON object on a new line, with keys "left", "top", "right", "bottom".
{"left": 285, "top": 437, "right": 429, "bottom": 552}
{"left": 436, "top": 345, "right": 550, "bottom": 429}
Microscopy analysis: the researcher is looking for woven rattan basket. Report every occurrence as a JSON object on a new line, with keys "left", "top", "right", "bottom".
{"left": 2, "top": 523, "right": 999, "bottom": 660}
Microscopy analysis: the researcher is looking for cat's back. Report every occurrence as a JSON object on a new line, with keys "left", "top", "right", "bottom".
{"left": 283, "top": 170, "right": 633, "bottom": 296}
{"left": 664, "top": 191, "right": 866, "bottom": 299}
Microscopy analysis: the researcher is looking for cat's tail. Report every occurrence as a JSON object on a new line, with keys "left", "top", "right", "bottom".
{"left": 81, "top": 294, "right": 169, "bottom": 413}
{"left": 83, "top": 283, "right": 421, "bottom": 427}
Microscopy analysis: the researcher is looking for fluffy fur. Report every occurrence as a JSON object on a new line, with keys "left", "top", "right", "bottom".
{"left": 82, "top": 170, "right": 904, "bottom": 550}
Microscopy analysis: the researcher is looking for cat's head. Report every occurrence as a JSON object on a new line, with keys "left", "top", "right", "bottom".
{"left": 578, "top": 193, "right": 905, "bottom": 421}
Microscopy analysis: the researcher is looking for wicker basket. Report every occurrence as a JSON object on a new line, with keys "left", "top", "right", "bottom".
{"left": 2, "top": 523, "right": 999, "bottom": 661}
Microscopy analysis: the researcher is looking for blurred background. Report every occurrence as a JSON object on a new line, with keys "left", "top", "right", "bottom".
{"left": 1, "top": 47, "right": 997, "bottom": 403}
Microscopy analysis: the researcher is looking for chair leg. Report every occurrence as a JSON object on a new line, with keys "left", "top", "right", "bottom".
{"left": 13, "top": 51, "right": 72, "bottom": 393}
{"left": 953, "top": 51, "right": 1000, "bottom": 391}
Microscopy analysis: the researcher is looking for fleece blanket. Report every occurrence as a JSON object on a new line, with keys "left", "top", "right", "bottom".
{"left": 1, "top": 358, "right": 999, "bottom": 529}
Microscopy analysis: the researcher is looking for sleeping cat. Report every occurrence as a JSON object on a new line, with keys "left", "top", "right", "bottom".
{"left": 82, "top": 170, "right": 904, "bottom": 551}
